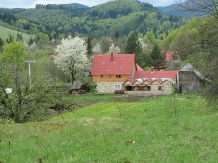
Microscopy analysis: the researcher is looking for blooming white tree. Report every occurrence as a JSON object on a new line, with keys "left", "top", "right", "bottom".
{"left": 92, "top": 43, "right": 102, "bottom": 53}
{"left": 109, "top": 43, "right": 120, "bottom": 54}
{"left": 137, "top": 38, "right": 148, "bottom": 51}
{"left": 55, "top": 36, "right": 89, "bottom": 84}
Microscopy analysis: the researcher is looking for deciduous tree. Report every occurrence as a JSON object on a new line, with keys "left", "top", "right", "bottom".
{"left": 1, "top": 39, "right": 27, "bottom": 70}
{"left": 109, "top": 43, "right": 120, "bottom": 54}
{"left": 55, "top": 36, "right": 89, "bottom": 84}
{"left": 175, "top": 0, "right": 218, "bottom": 109}
{"left": 92, "top": 43, "right": 102, "bottom": 54}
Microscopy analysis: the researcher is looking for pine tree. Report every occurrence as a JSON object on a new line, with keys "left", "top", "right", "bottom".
{"left": 125, "top": 32, "right": 143, "bottom": 67}
{"left": 0, "top": 37, "right": 4, "bottom": 52}
{"left": 150, "top": 43, "right": 166, "bottom": 69}
{"left": 86, "top": 35, "right": 92, "bottom": 57}
{"left": 125, "top": 32, "right": 138, "bottom": 54}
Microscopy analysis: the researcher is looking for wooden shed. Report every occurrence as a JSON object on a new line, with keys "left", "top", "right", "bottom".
{"left": 69, "top": 80, "right": 87, "bottom": 94}
{"left": 179, "top": 63, "right": 209, "bottom": 93}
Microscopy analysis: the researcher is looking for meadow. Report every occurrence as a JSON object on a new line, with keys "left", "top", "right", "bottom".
{"left": 0, "top": 94, "right": 217, "bottom": 163}
{"left": 0, "top": 25, "right": 33, "bottom": 42}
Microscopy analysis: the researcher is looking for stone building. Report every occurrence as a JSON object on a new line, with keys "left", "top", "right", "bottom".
{"left": 91, "top": 53, "right": 178, "bottom": 96}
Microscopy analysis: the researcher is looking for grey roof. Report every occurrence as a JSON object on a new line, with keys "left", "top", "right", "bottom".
{"left": 180, "top": 63, "right": 210, "bottom": 82}
{"left": 70, "top": 80, "right": 87, "bottom": 89}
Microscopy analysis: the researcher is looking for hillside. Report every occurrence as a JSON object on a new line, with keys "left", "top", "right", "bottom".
{"left": 15, "top": 0, "right": 188, "bottom": 38}
{"left": 157, "top": 0, "right": 203, "bottom": 18}
{"left": 0, "top": 94, "right": 217, "bottom": 162}
{"left": 157, "top": 4, "right": 193, "bottom": 18}
{"left": 0, "top": 25, "right": 33, "bottom": 42}
{"left": 68, "top": 3, "right": 89, "bottom": 8}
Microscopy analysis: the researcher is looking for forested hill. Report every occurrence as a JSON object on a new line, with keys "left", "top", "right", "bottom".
{"left": 0, "top": 0, "right": 188, "bottom": 39}
{"left": 157, "top": 4, "right": 193, "bottom": 18}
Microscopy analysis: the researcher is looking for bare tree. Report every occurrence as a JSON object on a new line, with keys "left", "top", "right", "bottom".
{"left": 176, "top": 0, "right": 218, "bottom": 17}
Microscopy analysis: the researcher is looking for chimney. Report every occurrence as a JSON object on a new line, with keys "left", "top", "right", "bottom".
{"left": 151, "top": 67, "right": 154, "bottom": 74}
{"left": 111, "top": 52, "right": 113, "bottom": 61}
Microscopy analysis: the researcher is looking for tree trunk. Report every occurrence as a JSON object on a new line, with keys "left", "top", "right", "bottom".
{"left": 71, "top": 71, "right": 76, "bottom": 85}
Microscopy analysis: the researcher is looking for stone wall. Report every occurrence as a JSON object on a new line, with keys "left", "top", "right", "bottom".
{"left": 96, "top": 82, "right": 124, "bottom": 94}
{"left": 125, "top": 84, "right": 173, "bottom": 96}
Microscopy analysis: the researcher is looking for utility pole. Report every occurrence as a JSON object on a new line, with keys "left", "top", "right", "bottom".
{"left": 24, "top": 60, "right": 36, "bottom": 87}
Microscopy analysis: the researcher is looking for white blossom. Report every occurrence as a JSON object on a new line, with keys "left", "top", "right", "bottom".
{"left": 92, "top": 43, "right": 102, "bottom": 53}
{"left": 138, "top": 38, "right": 148, "bottom": 51}
{"left": 54, "top": 36, "right": 90, "bottom": 80}
{"left": 109, "top": 43, "right": 120, "bottom": 54}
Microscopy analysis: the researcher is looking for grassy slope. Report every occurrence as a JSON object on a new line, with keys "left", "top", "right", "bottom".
{"left": 0, "top": 94, "right": 217, "bottom": 162}
{"left": 0, "top": 26, "right": 33, "bottom": 42}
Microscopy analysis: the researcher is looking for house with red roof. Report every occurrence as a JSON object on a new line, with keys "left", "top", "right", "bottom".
{"left": 123, "top": 68, "right": 178, "bottom": 96}
{"left": 91, "top": 53, "right": 178, "bottom": 96}
{"left": 165, "top": 51, "right": 181, "bottom": 62}
{"left": 91, "top": 53, "right": 137, "bottom": 94}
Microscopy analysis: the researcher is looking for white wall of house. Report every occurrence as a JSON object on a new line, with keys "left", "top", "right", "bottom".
{"left": 97, "top": 82, "right": 124, "bottom": 94}
{"left": 125, "top": 82, "right": 173, "bottom": 96}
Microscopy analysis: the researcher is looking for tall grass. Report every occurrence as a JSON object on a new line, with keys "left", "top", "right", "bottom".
{"left": 0, "top": 94, "right": 217, "bottom": 162}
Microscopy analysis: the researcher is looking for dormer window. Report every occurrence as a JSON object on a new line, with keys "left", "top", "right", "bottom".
{"left": 116, "top": 75, "right": 121, "bottom": 78}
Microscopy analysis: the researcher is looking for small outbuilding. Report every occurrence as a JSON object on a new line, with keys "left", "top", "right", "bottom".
{"left": 179, "top": 63, "right": 209, "bottom": 93}
{"left": 69, "top": 80, "right": 87, "bottom": 94}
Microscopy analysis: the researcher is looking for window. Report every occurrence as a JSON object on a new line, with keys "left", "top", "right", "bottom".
{"left": 144, "top": 86, "right": 151, "bottom": 91}
{"left": 126, "top": 86, "right": 132, "bottom": 91}
{"left": 109, "top": 75, "right": 111, "bottom": 78}
{"left": 116, "top": 75, "right": 121, "bottom": 78}
{"left": 115, "top": 84, "right": 121, "bottom": 90}
{"left": 101, "top": 75, "right": 103, "bottom": 78}
{"left": 158, "top": 86, "right": 165, "bottom": 91}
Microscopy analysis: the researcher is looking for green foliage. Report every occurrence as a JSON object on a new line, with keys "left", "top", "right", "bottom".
{"left": 86, "top": 35, "right": 92, "bottom": 57}
{"left": 0, "top": 37, "right": 3, "bottom": 52}
{"left": 16, "top": 33, "right": 23, "bottom": 42}
{"left": 15, "top": 0, "right": 187, "bottom": 39}
{"left": 149, "top": 43, "right": 166, "bottom": 68}
{"left": 162, "top": 13, "right": 218, "bottom": 107}
{"left": 125, "top": 32, "right": 145, "bottom": 67}
{"left": 0, "top": 8, "right": 25, "bottom": 14}
{"left": 125, "top": 32, "right": 138, "bottom": 53}
{"left": 1, "top": 39, "right": 27, "bottom": 70}
{"left": 0, "top": 62, "right": 76, "bottom": 123}
{"left": 146, "top": 30, "right": 156, "bottom": 44}
{"left": 35, "top": 32, "right": 50, "bottom": 44}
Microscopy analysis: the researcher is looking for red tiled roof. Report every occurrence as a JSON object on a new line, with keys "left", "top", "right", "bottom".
{"left": 127, "top": 78, "right": 136, "bottom": 83}
{"left": 136, "top": 64, "right": 144, "bottom": 71}
{"left": 165, "top": 51, "right": 175, "bottom": 61}
{"left": 134, "top": 70, "right": 178, "bottom": 81}
{"left": 143, "top": 78, "right": 153, "bottom": 83}
{"left": 91, "top": 54, "right": 136, "bottom": 75}
{"left": 152, "top": 78, "right": 163, "bottom": 83}
{"left": 50, "top": 54, "right": 57, "bottom": 60}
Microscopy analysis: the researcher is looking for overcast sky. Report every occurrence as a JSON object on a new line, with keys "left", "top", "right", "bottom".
{"left": 0, "top": 0, "right": 177, "bottom": 9}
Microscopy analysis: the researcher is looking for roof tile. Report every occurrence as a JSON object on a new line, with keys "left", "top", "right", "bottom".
{"left": 91, "top": 54, "right": 135, "bottom": 75}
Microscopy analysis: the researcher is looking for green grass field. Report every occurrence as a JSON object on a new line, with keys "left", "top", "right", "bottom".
{"left": 0, "top": 94, "right": 217, "bottom": 162}
{"left": 0, "top": 25, "right": 33, "bottom": 43}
